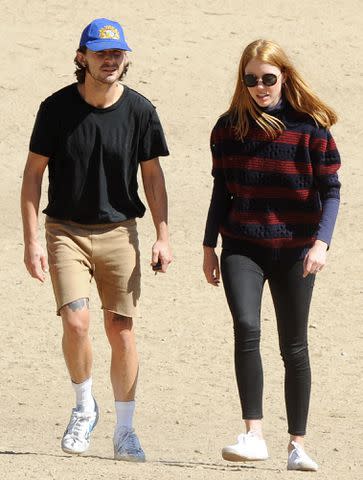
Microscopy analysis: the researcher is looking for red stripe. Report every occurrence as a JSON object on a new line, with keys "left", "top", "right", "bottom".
{"left": 212, "top": 157, "right": 223, "bottom": 169}
{"left": 224, "top": 156, "right": 312, "bottom": 175}
{"left": 226, "top": 184, "right": 315, "bottom": 200}
{"left": 230, "top": 210, "right": 321, "bottom": 225}
{"left": 212, "top": 126, "right": 236, "bottom": 142}
{"left": 310, "top": 137, "right": 327, "bottom": 152}
{"left": 245, "top": 129, "right": 311, "bottom": 146}
{"left": 220, "top": 228, "right": 314, "bottom": 248}
{"left": 214, "top": 127, "right": 312, "bottom": 146}
{"left": 275, "top": 130, "right": 310, "bottom": 147}
{"left": 327, "top": 136, "right": 337, "bottom": 150}
{"left": 316, "top": 164, "right": 340, "bottom": 175}
{"left": 243, "top": 129, "right": 269, "bottom": 141}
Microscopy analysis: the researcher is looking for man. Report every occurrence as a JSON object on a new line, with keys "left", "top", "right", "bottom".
{"left": 21, "top": 18, "right": 172, "bottom": 462}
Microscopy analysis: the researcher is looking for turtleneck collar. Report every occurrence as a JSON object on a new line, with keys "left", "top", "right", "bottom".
{"left": 262, "top": 95, "right": 286, "bottom": 114}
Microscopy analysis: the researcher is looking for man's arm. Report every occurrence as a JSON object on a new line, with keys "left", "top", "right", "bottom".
{"left": 140, "top": 157, "right": 172, "bottom": 273}
{"left": 20, "top": 151, "right": 49, "bottom": 282}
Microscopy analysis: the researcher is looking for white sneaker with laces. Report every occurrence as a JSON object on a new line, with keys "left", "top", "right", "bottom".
{"left": 114, "top": 427, "right": 146, "bottom": 462}
{"left": 287, "top": 441, "right": 318, "bottom": 471}
{"left": 222, "top": 431, "right": 269, "bottom": 461}
{"left": 61, "top": 399, "right": 99, "bottom": 454}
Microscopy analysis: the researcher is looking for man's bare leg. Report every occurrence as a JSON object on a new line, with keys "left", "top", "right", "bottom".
{"left": 103, "top": 311, "right": 138, "bottom": 401}
{"left": 60, "top": 298, "right": 98, "bottom": 455}
{"left": 61, "top": 298, "right": 92, "bottom": 383}
{"left": 104, "top": 311, "right": 145, "bottom": 462}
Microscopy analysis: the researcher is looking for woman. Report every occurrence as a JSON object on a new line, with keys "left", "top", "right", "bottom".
{"left": 203, "top": 39, "right": 341, "bottom": 471}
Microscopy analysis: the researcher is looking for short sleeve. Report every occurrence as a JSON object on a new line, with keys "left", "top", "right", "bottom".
{"left": 310, "top": 128, "right": 341, "bottom": 201}
{"left": 138, "top": 108, "right": 169, "bottom": 161}
{"left": 29, "top": 100, "right": 58, "bottom": 157}
{"left": 203, "top": 121, "right": 231, "bottom": 247}
{"left": 210, "top": 122, "right": 225, "bottom": 179}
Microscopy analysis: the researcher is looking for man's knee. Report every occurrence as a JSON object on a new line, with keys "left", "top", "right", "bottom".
{"left": 61, "top": 298, "right": 90, "bottom": 338}
{"left": 105, "top": 312, "right": 134, "bottom": 349}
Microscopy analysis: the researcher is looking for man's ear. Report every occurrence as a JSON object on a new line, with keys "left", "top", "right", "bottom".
{"left": 76, "top": 50, "right": 87, "bottom": 67}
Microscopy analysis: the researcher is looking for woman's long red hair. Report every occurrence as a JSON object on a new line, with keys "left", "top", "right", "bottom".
{"left": 226, "top": 39, "right": 338, "bottom": 140}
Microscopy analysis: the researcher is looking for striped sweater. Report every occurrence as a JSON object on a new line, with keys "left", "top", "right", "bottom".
{"left": 203, "top": 101, "right": 341, "bottom": 260}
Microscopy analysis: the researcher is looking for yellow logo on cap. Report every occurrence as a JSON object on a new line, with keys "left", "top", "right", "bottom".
{"left": 99, "top": 25, "right": 120, "bottom": 40}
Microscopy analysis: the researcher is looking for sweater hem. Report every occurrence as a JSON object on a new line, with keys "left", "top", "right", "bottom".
{"left": 221, "top": 235, "right": 310, "bottom": 262}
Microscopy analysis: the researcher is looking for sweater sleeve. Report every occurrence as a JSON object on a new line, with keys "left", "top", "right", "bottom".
{"left": 203, "top": 125, "right": 231, "bottom": 247}
{"left": 310, "top": 128, "right": 341, "bottom": 245}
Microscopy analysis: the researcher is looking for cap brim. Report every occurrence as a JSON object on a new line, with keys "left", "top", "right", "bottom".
{"left": 84, "top": 39, "right": 132, "bottom": 52}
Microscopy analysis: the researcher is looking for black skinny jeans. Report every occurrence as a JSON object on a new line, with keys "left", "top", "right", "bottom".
{"left": 221, "top": 250, "right": 315, "bottom": 436}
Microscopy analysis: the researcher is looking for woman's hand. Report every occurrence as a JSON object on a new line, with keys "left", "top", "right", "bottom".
{"left": 203, "top": 246, "right": 220, "bottom": 286}
{"left": 303, "top": 240, "right": 328, "bottom": 277}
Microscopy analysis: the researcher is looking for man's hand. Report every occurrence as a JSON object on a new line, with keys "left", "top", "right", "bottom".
{"left": 21, "top": 151, "right": 49, "bottom": 283}
{"left": 303, "top": 239, "right": 328, "bottom": 278}
{"left": 24, "top": 241, "right": 48, "bottom": 282}
{"left": 203, "top": 246, "right": 220, "bottom": 286}
{"left": 151, "top": 239, "right": 172, "bottom": 273}
{"left": 141, "top": 158, "right": 172, "bottom": 274}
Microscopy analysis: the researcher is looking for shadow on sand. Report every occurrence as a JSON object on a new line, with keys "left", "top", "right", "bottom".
{"left": 0, "top": 450, "right": 280, "bottom": 472}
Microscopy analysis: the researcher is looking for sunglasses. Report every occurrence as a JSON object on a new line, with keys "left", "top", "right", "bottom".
{"left": 243, "top": 73, "right": 281, "bottom": 87}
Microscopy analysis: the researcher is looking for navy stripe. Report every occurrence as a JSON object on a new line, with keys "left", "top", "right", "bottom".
{"left": 232, "top": 197, "right": 321, "bottom": 213}
{"left": 310, "top": 149, "right": 340, "bottom": 165}
{"left": 212, "top": 140, "right": 310, "bottom": 163}
{"left": 226, "top": 221, "right": 318, "bottom": 239}
{"left": 224, "top": 170, "right": 314, "bottom": 189}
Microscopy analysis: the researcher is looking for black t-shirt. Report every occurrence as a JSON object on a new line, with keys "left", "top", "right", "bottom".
{"left": 30, "top": 83, "right": 169, "bottom": 223}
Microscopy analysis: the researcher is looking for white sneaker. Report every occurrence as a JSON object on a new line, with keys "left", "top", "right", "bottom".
{"left": 61, "top": 399, "right": 99, "bottom": 454}
{"left": 287, "top": 441, "right": 318, "bottom": 471}
{"left": 222, "top": 431, "right": 269, "bottom": 461}
{"left": 114, "top": 427, "right": 146, "bottom": 462}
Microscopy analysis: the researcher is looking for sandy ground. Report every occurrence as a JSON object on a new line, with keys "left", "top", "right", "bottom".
{"left": 0, "top": 1, "right": 362, "bottom": 479}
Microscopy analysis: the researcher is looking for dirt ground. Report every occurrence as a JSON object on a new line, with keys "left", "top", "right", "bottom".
{"left": 0, "top": 1, "right": 362, "bottom": 479}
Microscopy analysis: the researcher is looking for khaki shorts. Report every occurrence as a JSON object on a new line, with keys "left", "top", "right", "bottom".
{"left": 45, "top": 217, "right": 141, "bottom": 317}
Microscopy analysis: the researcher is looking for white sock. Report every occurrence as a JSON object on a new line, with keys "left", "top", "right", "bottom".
{"left": 115, "top": 400, "right": 135, "bottom": 431}
{"left": 72, "top": 377, "right": 95, "bottom": 411}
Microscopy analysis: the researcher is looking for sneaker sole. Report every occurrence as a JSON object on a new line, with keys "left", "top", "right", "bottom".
{"left": 222, "top": 450, "right": 268, "bottom": 462}
{"left": 114, "top": 452, "right": 146, "bottom": 463}
{"left": 61, "top": 445, "right": 88, "bottom": 455}
{"left": 287, "top": 464, "right": 318, "bottom": 472}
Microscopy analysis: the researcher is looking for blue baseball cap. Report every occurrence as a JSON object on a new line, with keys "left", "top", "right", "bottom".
{"left": 79, "top": 18, "right": 132, "bottom": 52}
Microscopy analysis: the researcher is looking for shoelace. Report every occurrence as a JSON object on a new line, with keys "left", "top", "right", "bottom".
{"left": 66, "top": 411, "right": 94, "bottom": 441}
{"left": 115, "top": 429, "right": 141, "bottom": 453}
{"left": 240, "top": 431, "right": 260, "bottom": 443}
{"left": 290, "top": 441, "right": 311, "bottom": 462}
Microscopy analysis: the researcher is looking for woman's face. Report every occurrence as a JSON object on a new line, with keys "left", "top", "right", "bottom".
{"left": 244, "top": 58, "right": 285, "bottom": 108}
